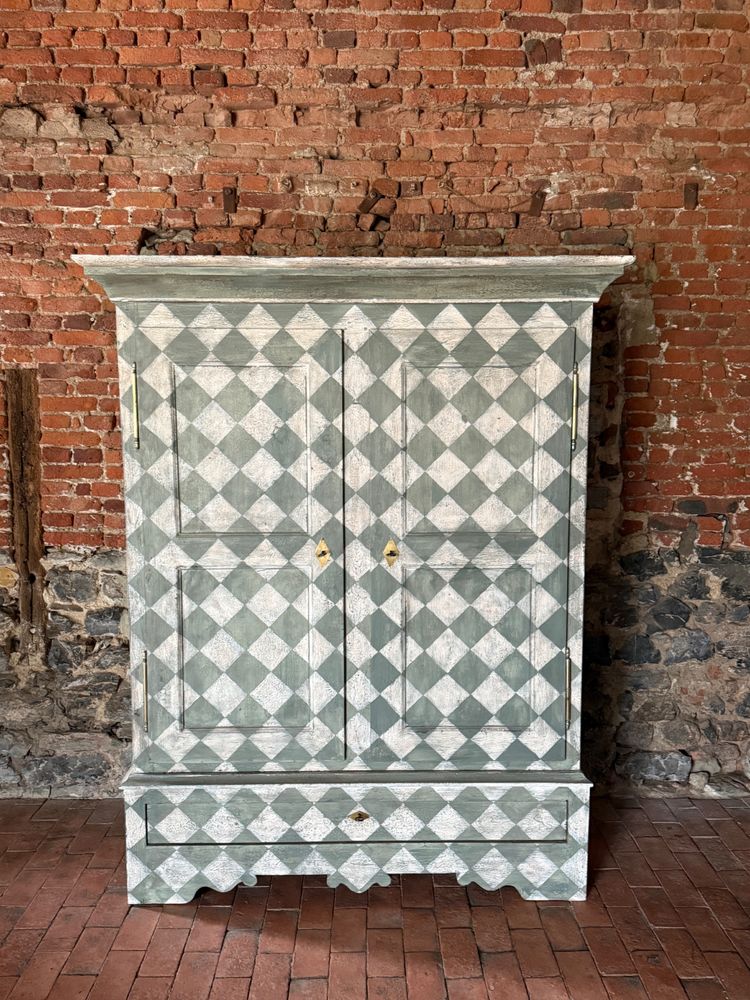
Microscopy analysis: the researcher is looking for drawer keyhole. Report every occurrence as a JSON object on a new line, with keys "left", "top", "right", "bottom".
{"left": 348, "top": 810, "right": 370, "bottom": 822}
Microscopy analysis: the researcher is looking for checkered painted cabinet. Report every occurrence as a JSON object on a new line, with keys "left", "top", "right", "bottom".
{"left": 76, "top": 254, "right": 632, "bottom": 904}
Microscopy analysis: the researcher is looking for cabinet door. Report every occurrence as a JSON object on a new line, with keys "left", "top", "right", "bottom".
{"left": 344, "top": 304, "right": 575, "bottom": 768}
{"left": 124, "top": 306, "right": 345, "bottom": 771}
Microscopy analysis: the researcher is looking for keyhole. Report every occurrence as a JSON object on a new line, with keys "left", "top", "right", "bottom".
{"left": 383, "top": 539, "right": 399, "bottom": 567}
{"left": 349, "top": 810, "right": 370, "bottom": 823}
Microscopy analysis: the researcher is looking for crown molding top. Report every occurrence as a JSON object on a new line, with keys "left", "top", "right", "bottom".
{"left": 72, "top": 253, "right": 634, "bottom": 304}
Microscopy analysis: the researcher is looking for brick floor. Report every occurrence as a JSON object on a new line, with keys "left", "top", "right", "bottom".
{"left": 1, "top": 796, "right": 750, "bottom": 998}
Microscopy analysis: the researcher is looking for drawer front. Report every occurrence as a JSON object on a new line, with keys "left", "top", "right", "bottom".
{"left": 144, "top": 783, "right": 570, "bottom": 847}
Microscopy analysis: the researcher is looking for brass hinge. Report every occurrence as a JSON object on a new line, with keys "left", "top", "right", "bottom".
{"left": 570, "top": 363, "right": 579, "bottom": 452}
{"left": 142, "top": 650, "right": 149, "bottom": 733}
{"left": 131, "top": 363, "right": 141, "bottom": 449}
{"left": 564, "top": 647, "right": 572, "bottom": 730}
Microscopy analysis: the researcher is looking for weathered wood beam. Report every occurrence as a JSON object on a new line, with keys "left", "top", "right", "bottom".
{"left": 6, "top": 368, "right": 45, "bottom": 654}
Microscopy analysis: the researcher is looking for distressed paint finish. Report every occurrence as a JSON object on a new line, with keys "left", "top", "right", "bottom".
{"left": 343, "top": 305, "right": 577, "bottom": 768}
{"left": 79, "top": 255, "right": 630, "bottom": 903}
{"left": 124, "top": 778, "right": 590, "bottom": 902}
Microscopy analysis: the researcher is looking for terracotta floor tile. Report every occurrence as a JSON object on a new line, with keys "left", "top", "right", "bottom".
{"left": 111, "top": 908, "right": 158, "bottom": 952}
{"left": 728, "top": 927, "right": 750, "bottom": 958}
{"left": 367, "top": 928, "right": 404, "bottom": 978}
{"left": 367, "top": 886, "right": 403, "bottom": 928}
{"left": 472, "top": 906, "right": 511, "bottom": 952}
{"left": 572, "top": 888, "right": 613, "bottom": 928}
{"left": 329, "top": 952, "right": 365, "bottom": 1000}
{"left": 156, "top": 904, "right": 197, "bottom": 931}
{"left": 525, "top": 977, "right": 569, "bottom": 1000}
{"left": 86, "top": 950, "right": 143, "bottom": 1000}
{"left": 291, "top": 928, "right": 330, "bottom": 979}
{"left": 633, "top": 888, "right": 683, "bottom": 928}
{"left": 434, "top": 886, "right": 471, "bottom": 928}
{"left": 47, "top": 974, "right": 97, "bottom": 1000}
{"left": 0, "top": 910, "right": 22, "bottom": 948}
{"left": 186, "top": 907, "right": 232, "bottom": 953}
{"left": 288, "top": 978, "right": 327, "bottom": 999}
{"left": 247, "top": 954, "right": 290, "bottom": 1000}
{"left": 127, "top": 979, "right": 172, "bottom": 1000}
{"left": 700, "top": 888, "right": 750, "bottom": 930}
{"left": 539, "top": 905, "right": 585, "bottom": 951}
{"left": 501, "top": 889, "right": 541, "bottom": 929}
{"left": 331, "top": 906, "right": 366, "bottom": 953}
{"left": 63, "top": 926, "right": 119, "bottom": 975}
{"left": 630, "top": 951, "right": 689, "bottom": 1000}
{"left": 592, "top": 870, "right": 638, "bottom": 907}
{"left": 215, "top": 928, "right": 258, "bottom": 978}
{"left": 677, "top": 854, "right": 725, "bottom": 889}
{"left": 0, "top": 929, "right": 44, "bottom": 977}
{"left": 511, "top": 928, "right": 559, "bottom": 979}
{"left": 0, "top": 871, "right": 47, "bottom": 908}
{"left": 606, "top": 907, "right": 659, "bottom": 952}
{"left": 65, "top": 871, "right": 112, "bottom": 909}
{"left": 169, "top": 951, "right": 219, "bottom": 1000}
{"left": 656, "top": 870, "right": 706, "bottom": 909}
{"left": 681, "top": 980, "right": 731, "bottom": 1000}
{"left": 366, "top": 977, "right": 407, "bottom": 1000}
{"left": 466, "top": 886, "right": 502, "bottom": 907}
{"left": 43, "top": 907, "right": 93, "bottom": 950}
{"left": 228, "top": 889, "right": 267, "bottom": 931}
{"left": 619, "top": 855, "right": 660, "bottom": 889}
{"left": 446, "top": 979, "right": 488, "bottom": 999}
{"left": 655, "top": 928, "right": 713, "bottom": 980}
{"left": 401, "top": 876, "right": 435, "bottom": 909}
{"left": 85, "top": 891, "right": 129, "bottom": 930}
{"left": 556, "top": 951, "right": 609, "bottom": 1000}
{"left": 698, "top": 842, "right": 743, "bottom": 874}
{"left": 439, "top": 927, "right": 482, "bottom": 979}
{"left": 405, "top": 951, "right": 447, "bottom": 1000}
{"left": 259, "top": 909, "right": 297, "bottom": 954}
{"left": 584, "top": 926, "right": 636, "bottom": 976}
{"left": 7, "top": 947, "right": 69, "bottom": 1000}
{"left": 481, "top": 952, "right": 528, "bottom": 999}
{"left": 137, "top": 928, "right": 188, "bottom": 978}
{"left": 601, "top": 975, "right": 650, "bottom": 1000}
{"left": 298, "top": 888, "right": 334, "bottom": 930}
{"left": 267, "top": 876, "right": 302, "bottom": 911}
{"left": 705, "top": 951, "right": 750, "bottom": 997}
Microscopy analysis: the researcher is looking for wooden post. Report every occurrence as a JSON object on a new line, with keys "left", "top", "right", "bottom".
{"left": 6, "top": 368, "right": 45, "bottom": 655}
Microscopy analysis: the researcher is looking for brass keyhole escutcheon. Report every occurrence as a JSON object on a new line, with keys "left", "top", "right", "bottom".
{"left": 383, "top": 539, "right": 399, "bottom": 567}
{"left": 315, "top": 538, "right": 331, "bottom": 568}
{"left": 349, "top": 810, "right": 370, "bottom": 823}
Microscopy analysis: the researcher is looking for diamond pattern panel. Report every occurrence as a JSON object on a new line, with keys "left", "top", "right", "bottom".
{"left": 121, "top": 305, "right": 347, "bottom": 771}
{"left": 114, "top": 298, "right": 590, "bottom": 776}
{"left": 125, "top": 780, "right": 590, "bottom": 902}
{"left": 179, "top": 564, "right": 335, "bottom": 737}
{"left": 144, "top": 784, "right": 570, "bottom": 845}
{"left": 340, "top": 304, "right": 576, "bottom": 768}
{"left": 174, "top": 363, "right": 310, "bottom": 535}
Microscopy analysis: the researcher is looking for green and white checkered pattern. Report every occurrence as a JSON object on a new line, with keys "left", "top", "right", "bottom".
{"left": 124, "top": 780, "right": 590, "bottom": 902}
{"left": 115, "top": 298, "right": 589, "bottom": 775}
{"left": 111, "top": 288, "right": 595, "bottom": 904}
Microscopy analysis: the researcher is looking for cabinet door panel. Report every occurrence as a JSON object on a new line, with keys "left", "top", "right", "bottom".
{"left": 344, "top": 305, "right": 574, "bottom": 768}
{"left": 126, "top": 311, "right": 345, "bottom": 772}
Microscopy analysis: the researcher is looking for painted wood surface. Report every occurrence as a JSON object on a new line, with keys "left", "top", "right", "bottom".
{"left": 77, "top": 254, "right": 630, "bottom": 902}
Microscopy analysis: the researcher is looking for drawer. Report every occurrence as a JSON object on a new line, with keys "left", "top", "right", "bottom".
{"left": 143, "top": 783, "right": 571, "bottom": 846}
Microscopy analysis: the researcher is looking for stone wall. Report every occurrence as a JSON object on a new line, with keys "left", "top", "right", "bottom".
{"left": 583, "top": 547, "right": 750, "bottom": 791}
{"left": 0, "top": 548, "right": 130, "bottom": 796}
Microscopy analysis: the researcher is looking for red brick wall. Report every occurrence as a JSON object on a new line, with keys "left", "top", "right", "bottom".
{"left": 1, "top": 0, "right": 748, "bottom": 554}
